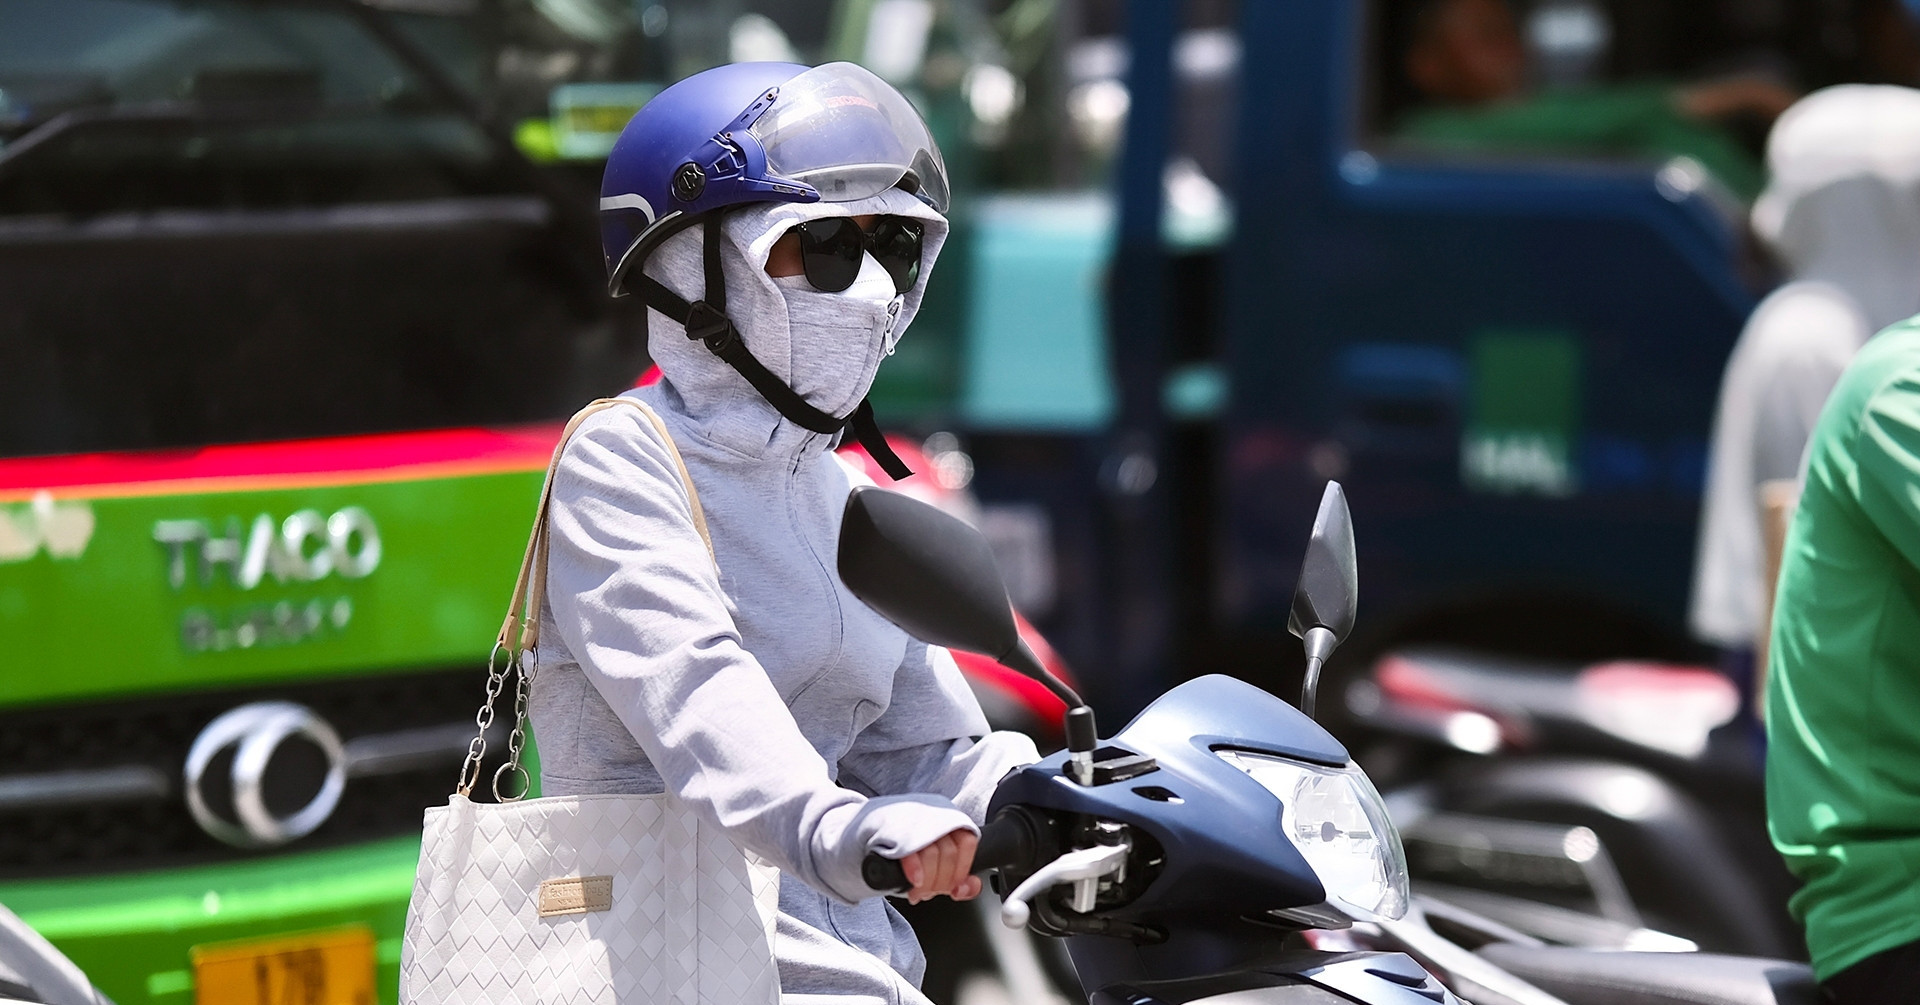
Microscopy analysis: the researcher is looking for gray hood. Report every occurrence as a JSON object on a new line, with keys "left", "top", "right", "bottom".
{"left": 1753, "top": 84, "right": 1920, "bottom": 332}
{"left": 640, "top": 188, "right": 948, "bottom": 460}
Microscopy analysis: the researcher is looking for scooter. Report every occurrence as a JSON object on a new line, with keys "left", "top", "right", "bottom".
{"left": 838, "top": 480, "right": 1819, "bottom": 1005}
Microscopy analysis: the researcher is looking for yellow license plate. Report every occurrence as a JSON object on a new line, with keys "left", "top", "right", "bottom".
{"left": 190, "top": 925, "right": 376, "bottom": 1005}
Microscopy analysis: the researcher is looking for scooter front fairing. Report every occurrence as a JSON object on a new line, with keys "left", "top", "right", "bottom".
{"left": 984, "top": 674, "right": 1454, "bottom": 1002}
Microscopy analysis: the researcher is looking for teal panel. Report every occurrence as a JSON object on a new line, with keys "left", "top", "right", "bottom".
{"left": 961, "top": 194, "right": 1116, "bottom": 431}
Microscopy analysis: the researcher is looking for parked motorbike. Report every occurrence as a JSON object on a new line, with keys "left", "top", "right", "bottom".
{"left": 839, "top": 480, "right": 1818, "bottom": 1005}
{"left": 1344, "top": 644, "right": 1800, "bottom": 958}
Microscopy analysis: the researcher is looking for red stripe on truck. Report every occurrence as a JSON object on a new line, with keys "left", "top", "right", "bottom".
{"left": 0, "top": 424, "right": 564, "bottom": 501}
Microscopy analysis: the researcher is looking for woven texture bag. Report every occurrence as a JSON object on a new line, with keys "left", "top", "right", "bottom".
{"left": 400, "top": 397, "right": 781, "bottom": 1005}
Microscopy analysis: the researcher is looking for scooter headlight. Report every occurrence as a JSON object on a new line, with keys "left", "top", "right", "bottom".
{"left": 1216, "top": 749, "right": 1409, "bottom": 922}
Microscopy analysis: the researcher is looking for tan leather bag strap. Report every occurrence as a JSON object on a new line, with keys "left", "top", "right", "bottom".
{"left": 498, "top": 397, "right": 713, "bottom": 654}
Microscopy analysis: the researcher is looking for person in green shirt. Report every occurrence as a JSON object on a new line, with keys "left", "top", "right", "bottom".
{"left": 1768, "top": 316, "right": 1920, "bottom": 998}
{"left": 1393, "top": 0, "right": 1793, "bottom": 202}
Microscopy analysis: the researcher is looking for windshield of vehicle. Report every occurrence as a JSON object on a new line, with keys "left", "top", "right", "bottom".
{"left": 0, "top": 0, "right": 520, "bottom": 215}
{"left": 0, "top": 1, "right": 648, "bottom": 461}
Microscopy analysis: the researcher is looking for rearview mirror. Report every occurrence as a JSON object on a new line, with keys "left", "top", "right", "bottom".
{"left": 838, "top": 487, "right": 1095, "bottom": 766}
{"left": 837, "top": 484, "right": 1098, "bottom": 784}
{"left": 1288, "top": 482, "right": 1357, "bottom": 717}
{"left": 839, "top": 486, "right": 1021, "bottom": 663}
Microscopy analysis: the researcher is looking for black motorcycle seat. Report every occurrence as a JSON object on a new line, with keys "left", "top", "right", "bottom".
{"left": 1474, "top": 945, "right": 1817, "bottom": 1005}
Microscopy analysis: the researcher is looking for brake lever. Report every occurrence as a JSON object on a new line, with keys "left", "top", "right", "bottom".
{"left": 1000, "top": 843, "right": 1128, "bottom": 930}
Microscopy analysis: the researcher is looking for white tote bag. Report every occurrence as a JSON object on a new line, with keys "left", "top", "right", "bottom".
{"left": 401, "top": 397, "right": 781, "bottom": 1005}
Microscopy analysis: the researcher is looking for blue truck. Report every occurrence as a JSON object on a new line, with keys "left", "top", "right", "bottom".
{"left": 1065, "top": 0, "right": 1783, "bottom": 716}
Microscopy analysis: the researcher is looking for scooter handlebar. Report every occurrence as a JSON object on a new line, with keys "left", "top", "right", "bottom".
{"left": 861, "top": 809, "right": 1038, "bottom": 894}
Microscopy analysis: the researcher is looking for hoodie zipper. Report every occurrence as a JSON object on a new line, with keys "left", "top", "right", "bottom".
{"left": 881, "top": 297, "right": 904, "bottom": 356}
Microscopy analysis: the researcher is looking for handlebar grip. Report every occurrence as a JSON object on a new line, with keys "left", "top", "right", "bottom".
{"left": 861, "top": 811, "right": 1039, "bottom": 894}
{"left": 862, "top": 853, "right": 910, "bottom": 893}
{"left": 973, "top": 811, "right": 1036, "bottom": 875}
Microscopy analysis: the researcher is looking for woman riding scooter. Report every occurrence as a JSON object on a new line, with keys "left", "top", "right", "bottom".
{"left": 528, "top": 62, "right": 1038, "bottom": 1002}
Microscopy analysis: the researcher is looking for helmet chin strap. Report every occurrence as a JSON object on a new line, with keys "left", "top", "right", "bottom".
{"left": 633, "top": 215, "right": 913, "bottom": 480}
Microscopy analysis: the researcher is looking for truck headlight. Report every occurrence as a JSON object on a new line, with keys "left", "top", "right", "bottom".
{"left": 1216, "top": 749, "right": 1409, "bottom": 922}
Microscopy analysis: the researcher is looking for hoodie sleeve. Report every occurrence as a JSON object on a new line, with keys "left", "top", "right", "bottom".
{"left": 542, "top": 409, "right": 978, "bottom": 903}
{"left": 838, "top": 639, "right": 1041, "bottom": 824}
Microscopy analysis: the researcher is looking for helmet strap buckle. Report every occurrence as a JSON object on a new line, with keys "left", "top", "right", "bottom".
{"left": 684, "top": 300, "right": 738, "bottom": 353}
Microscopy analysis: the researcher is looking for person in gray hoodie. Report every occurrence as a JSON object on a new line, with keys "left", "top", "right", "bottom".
{"left": 1691, "top": 85, "right": 1920, "bottom": 676}
{"left": 530, "top": 62, "right": 1039, "bottom": 1004}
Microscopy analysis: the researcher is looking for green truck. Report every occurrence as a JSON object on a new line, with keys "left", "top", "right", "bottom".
{"left": 0, "top": 2, "right": 641, "bottom": 1000}
{"left": 0, "top": 430, "right": 559, "bottom": 1003}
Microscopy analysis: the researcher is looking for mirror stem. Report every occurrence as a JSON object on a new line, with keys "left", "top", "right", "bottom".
{"left": 1003, "top": 638, "right": 1099, "bottom": 784}
{"left": 1065, "top": 707, "right": 1097, "bottom": 785}
{"left": 1006, "top": 637, "right": 1088, "bottom": 712}
{"left": 1299, "top": 626, "right": 1337, "bottom": 719}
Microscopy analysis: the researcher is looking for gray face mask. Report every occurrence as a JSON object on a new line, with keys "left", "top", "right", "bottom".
{"left": 772, "top": 252, "right": 909, "bottom": 415}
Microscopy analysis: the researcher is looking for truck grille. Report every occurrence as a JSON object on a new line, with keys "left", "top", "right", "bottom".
{"left": 0, "top": 667, "right": 516, "bottom": 879}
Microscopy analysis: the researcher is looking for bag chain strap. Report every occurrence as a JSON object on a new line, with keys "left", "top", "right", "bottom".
{"left": 455, "top": 397, "right": 713, "bottom": 802}
{"left": 456, "top": 644, "right": 504, "bottom": 798}
{"left": 503, "top": 642, "right": 536, "bottom": 799}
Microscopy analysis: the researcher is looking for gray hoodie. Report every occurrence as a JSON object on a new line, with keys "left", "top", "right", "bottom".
{"left": 530, "top": 188, "right": 1039, "bottom": 1004}
{"left": 1691, "top": 85, "right": 1920, "bottom": 648}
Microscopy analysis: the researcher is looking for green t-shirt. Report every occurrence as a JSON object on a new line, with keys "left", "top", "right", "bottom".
{"left": 1767, "top": 317, "right": 1920, "bottom": 979}
{"left": 1398, "top": 84, "right": 1765, "bottom": 202}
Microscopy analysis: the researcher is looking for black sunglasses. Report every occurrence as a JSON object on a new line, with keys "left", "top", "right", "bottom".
{"left": 793, "top": 216, "right": 924, "bottom": 295}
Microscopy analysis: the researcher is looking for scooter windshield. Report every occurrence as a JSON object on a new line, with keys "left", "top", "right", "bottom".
{"left": 748, "top": 62, "right": 950, "bottom": 213}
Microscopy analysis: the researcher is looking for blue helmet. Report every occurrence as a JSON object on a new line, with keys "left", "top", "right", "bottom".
{"left": 596, "top": 61, "right": 945, "bottom": 480}
{"left": 599, "top": 61, "right": 950, "bottom": 297}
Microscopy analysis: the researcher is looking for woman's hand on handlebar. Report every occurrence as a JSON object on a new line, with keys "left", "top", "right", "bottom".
{"left": 901, "top": 829, "right": 982, "bottom": 904}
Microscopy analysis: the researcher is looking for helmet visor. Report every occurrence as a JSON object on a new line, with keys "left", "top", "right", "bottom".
{"left": 748, "top": 62, "right": 949, "bottom": 213}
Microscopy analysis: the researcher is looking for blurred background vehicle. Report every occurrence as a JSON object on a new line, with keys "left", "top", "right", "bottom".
{"left": 1, "top": 4, "right": 632, "bottom": 1004}
{"left": 1348, "top": 646, "right": 1797, "bottom": 957}
{"left": 1132, "top": 0, "right": 1907, "bottom": 965}
{"left": 7, "top": 0, "right": 1920, "bottom": 1001}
